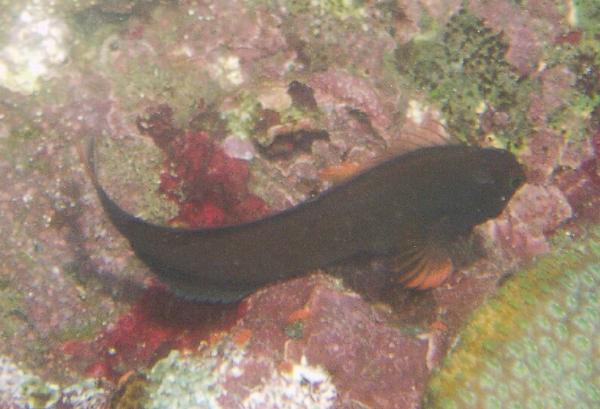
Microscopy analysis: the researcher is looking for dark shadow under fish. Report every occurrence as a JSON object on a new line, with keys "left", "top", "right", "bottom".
{"left": 85, "top": 139, "right": 525, "bottom": 303}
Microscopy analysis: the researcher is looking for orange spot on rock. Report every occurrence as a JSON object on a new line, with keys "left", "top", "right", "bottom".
{"left": 209, "top": 331, "right": 226, "bottom": 345}
{"left": 116, "top": 370, "right": 136, "bottom": 387}
{"left": 233, "top": 328, "right": 253, "bottom": 347}
{"left": 430, "top": 320, "right": 448, "bottom": 332}
{"left": 319, "top": 162, "right": 362, "bottom": 183}
{"left": 278, "top": 360, "right": 294, "bottom": 374}
{"left": 287, "top": 307, "right": 311, "bottom": 323}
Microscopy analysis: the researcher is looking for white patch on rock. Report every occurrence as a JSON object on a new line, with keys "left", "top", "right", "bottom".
{"left": 222, "top": 135, "right": 256, "bottom": 160}
{"left": 0, "top": 3, "right": 70, "bottom": 95}
{"left": 210, "top": 55, "right": 244, "bottom": 88}
{"left": 257, "top": 86, "right": 292, "bottom": 111}
{"left": 0, "top": 355, "right": 61, "bottom": 408}
{"left": 147, "top": 344, "right": 247, "bottom": 409}
{"left": 406, "top": 100, "right": 425, "bottom": 125}
{"left": 241, "top": 355, "right": 337, "bottom": 409}
{"left": 568, "top": 0, "right": 577, "bottom": 27}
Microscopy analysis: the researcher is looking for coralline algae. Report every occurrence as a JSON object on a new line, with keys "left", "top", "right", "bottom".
{"left": 426, "top": 226, "right": 600, "bottom": 408}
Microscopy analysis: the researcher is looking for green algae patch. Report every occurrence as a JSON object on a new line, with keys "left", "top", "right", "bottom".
{"left": 111, "top": 374, "right": 150, "bottom": 409}
{"left": 284, "top": 320, "right": 304, "bottom": 339}
{"left": 306, "top": 0, "right": 367, "bottom": 21}
{"left": 21, "top": 378, "right": 60, "bottom": 409}
{"left": 543, "top": 35, "right": 600, "bottom": 139}
{"left": 266, "top": 0, "right": 367, "bottom": 21}
{"left": 0, "top": 282, "right": 26, "bottom": 340}
{"left": 395, "top": 9, "right": 532, "bottom": 146}
{"left": 68, "top": 4, "right": 224, "bottom": 128}
{"left": 224, "top": 84, "right": 327, "bottom": 152}
{"left": 96, "top": 136, "right": 178, "bottom": 224}
{"left": 2, "top": 125, "right": 45, "bottom": 171}
{"left": 223, "top": 91, "right": 262, "bottom": 141}
{"left": 574, "top": 0, "right": 600, "bottom": 37}
{"left": 425, "top": 226, "right": 600, "bottom": 408}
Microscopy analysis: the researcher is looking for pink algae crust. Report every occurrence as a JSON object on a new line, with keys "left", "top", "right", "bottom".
{"left": 214, "top": 274, "right": 431, "bottom": 409}
{"left": 555, "top": 130, "right": 600, "bottom": 223}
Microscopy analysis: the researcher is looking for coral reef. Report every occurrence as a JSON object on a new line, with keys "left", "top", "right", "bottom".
{"left": 0, "top": 0, "right": 599, "bottom": 407}
{"left": 426, "top": 226, "right": 600, "bottom": 408}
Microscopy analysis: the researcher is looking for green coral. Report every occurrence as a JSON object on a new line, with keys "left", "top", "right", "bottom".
{"left": 426, "top": 226, "right": 600, "bottom": 409}
{"left": 395, "top": 9, "right": 532, "bottom": 146}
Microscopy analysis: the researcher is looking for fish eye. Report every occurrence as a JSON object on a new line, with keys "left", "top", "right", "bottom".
{"left": 509, "top": 175, "right": 524, "bottom": 190}
{"left": 473, "top": 169, "right": 494, "bottom": 186}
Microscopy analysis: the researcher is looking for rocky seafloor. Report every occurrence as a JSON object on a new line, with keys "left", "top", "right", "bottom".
{"left": 0, "top": 0, "right": 599, "bottom": 408}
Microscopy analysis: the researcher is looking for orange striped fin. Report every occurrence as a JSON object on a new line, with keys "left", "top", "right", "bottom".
{"left": 391, "top": 241, "right": 454, "bottom": 290}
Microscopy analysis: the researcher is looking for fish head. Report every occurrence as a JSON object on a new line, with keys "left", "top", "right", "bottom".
{"left": 446, "top": 147, "right": 525, "bottom": 229}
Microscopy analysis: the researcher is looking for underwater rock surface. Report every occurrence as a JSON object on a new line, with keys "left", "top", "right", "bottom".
{"left": 113, "top": 274, "right": 431, "bottom": 409}
{"left": 0, "top": 0, "right": 599, "bottom": 407}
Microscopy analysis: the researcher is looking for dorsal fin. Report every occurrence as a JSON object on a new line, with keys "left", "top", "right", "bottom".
{"left": 320, "top": 118, "right": 459, "bottom": 184}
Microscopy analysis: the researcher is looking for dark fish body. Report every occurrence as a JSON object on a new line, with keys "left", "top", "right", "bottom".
{"left": 88, "top": 143, "right": 524, "bottom": 302}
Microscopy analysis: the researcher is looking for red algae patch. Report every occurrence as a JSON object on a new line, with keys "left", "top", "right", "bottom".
{"left": 137, "top": 105, "right": 270, "bottom": 228}
{"left": 60, "top": 283, "right": 240, "bottom": 382}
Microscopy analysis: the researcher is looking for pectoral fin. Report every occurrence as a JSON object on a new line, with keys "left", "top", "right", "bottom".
{"left": 389, "top": 239, "right": 454, "bottom": 290}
